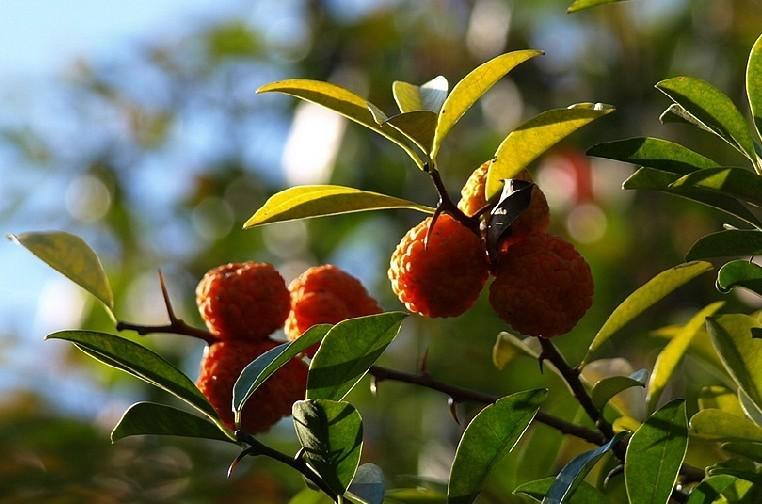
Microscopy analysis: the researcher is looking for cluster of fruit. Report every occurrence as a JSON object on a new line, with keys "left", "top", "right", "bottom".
{"left": 389, "top": 160, "right": 594, "bottom": 337}
{"left": 194, "top": 262, "right": 381, "bottom": 433}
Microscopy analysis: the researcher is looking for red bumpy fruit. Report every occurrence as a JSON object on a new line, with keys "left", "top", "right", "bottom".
{"left": 489, "top": 233, "right": 593, "bottom": 337}
{"left": 196, "top": 340, "right": 307, "bottom": 433}
{"left": 196, "top": 262, "right": 290, "bottom": 342}
{"left": 285, "top": 265, "right": 382, "bottom": 355}
{"left": 458, "top": 161, "right": 550, "bottom": 248}
{"left": 389, "top": 213, "right": 489, "bottom": 318}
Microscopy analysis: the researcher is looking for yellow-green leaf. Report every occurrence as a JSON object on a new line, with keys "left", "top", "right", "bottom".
{"left": 485, "top": 104, "right": 614, "bottom": 200}
{"left": 431, "top": 49, "right": 543, "bottom": 159}
{"left": 385, "top": 111, "right": 437, "bottom": 154}
{"left": 392, "top": 76, "right": 448, "bottom": 114}
{"left": 646, "top": 302, "right": 724, "bottom": 412}
{"left": 393, "top": 80, "right": 423, "bottom": 113}
{"left": 690, "top": 409, "right": 762, "bottom": 442}
{"left": 243, "top": 185, "right": 434, "bottom": 228}
{"left": 10, "top": 231, "right": 114, "bottom": 316}
{"left": 257, "top": 79, "right": 425, "bottom": 168}
{"left": 698, "top": 386, "right": 744, "bottom": 417}
{"left": 747, "top": 33, "right": 762, "bottom": 140}
{"left": 492, "top": 332, "right": 540, "bottom": 370}
{"left": 669, "top": 167, "right": 762, "bottom": 207}
{"left": 567, "top": 0, "right": 626, "bottom": 14}
{"left": 584, "top": 261, "right": 713, "bottom": 364}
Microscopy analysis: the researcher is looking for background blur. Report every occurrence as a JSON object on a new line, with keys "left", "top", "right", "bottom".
{"left": 2, "top": 0, "right": 762, "bottom": 502}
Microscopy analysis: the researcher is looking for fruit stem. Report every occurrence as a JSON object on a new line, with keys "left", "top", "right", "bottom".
{"left": 425, "top": 162, "right": 481, "bottom": 236}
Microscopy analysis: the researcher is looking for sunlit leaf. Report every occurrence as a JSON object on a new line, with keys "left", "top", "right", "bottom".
{"left": 543, "top": 433, "right": 625, "bottom": 504}
{"left": 567, "top": 0, "right": 626, "bottom": 14}
{"left": 625, "top": 400, "right": 688, "bottom": 504}
{"left": 716, "top": 260, "right": 762, "bottom": 296}
{"left": 392, "top": 77, "right": 448, "bottom": 115}
{"left": 393, "top": 80, "right": 424, "bottom": 113}
{"left": 622, "top": 168, "right": 761, "bottom": 228}
{"left": 707, "top": 314, "right": 762, "bottom": 414}
{"left": 233, "top": 324, "right": 330, "bottom": 424}
{"left": 646, "top": 303, "right": 724, "bottom": 412}
{"left": 656, "top": 77, "right": 756, "bottom": 160}
{"left": 111, "top": 402, "right": 233, "bottom": 443}
{"left": 448, "top": 389, "right": 546, "bottom": 504}
{"left": 584, "top": 261, "right": 713, "bottom": 363}
{"left": 431, "top": 49, "right": 543, "bottom": 158}
{"left": 243, "top": 185, "right": 434, "bottom": 228}
{"left": 492, "top": 332, "right": 541, "bottom": 369}
{"left": 385, "top": 111, "right": 437, "bottom": 154}
{"left": 292, "top": 399, "right": 363, "bottom": 496}
{"left": 698, "top": 386, "right": 744, "bottom": 416}
{"left": 587, "top": 137, "right": 718, "bottom": 175}
{"left": 307, "top": 313, "right": 407, "bottom": 401}
{"left": 747, "top": 33, "right": 762, "bottom": 140}
{"left": 738, "top": 388, "right": 762, "bottom": 426}
{"left": 690, "top": 409, "right": 762, "bottom": 442}
{"left": 687, "top": 230, "right": 762, "bottom": 260}
{"left": 46, "top": 331, "right": 221, "bottom": 424}
{"left": 485, "top": 104, "right": 614, "bottom": 200}
{"left": 257, "top": 79, "right": 425, "bottom": 168}
{"left": 591, "top": 369, "right": 647, "bottom": 412}
{"left": 685, "top": 475, "right": 741, "bottom": 504}
{"left": 669, "top": 168, "right": 762, "bottom": 206}
{"left": 513, "top": 478, "right": 605, "bottom": 503}
{"left": 10, "top": 231, "right": 114, "bottom": 316}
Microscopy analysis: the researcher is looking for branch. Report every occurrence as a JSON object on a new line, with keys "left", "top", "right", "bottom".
{"left": 426, "top": 162, "right": 481, "bottom": 235}
{"left": 368, "top": 365, "right": 607, "bottom": 446}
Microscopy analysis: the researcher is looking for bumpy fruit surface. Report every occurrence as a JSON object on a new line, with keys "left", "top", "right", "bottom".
{"left": 458, "top": 161, "right": 550, "bottom": 242}
{"left": 196, "top": 262, "right": 290, "bottom": 341}
{"left": 285, "top": 265, "right": 382, "bottom": 354}
{"left": 489, "top": 233, "right": 593, "bottom": 337}
{"left": 196, "top": 340, "right": 307, "bottom": 433}
{"left": 389, "top": 214, "right": 489, "bottom": 318}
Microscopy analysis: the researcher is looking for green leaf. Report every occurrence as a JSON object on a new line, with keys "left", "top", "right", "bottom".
{"left": 307, "top": 313, "right": 407, "bottom": 401}
{"left": 747, "top": 33, "right": 762, "bottom": 139}
{"left": 9, "top": 231, "right": 114, "bottom": 316}
{"left": 348, "top": 463, "right": 385, "bottom": 504}
{"left": 46, "top": 331, "right": 221, "bottom": 424}
{"left": 243, "top": 185, "right": 434, "bottom": 228}
{"left": 431, "top": 49, "right": 543, "bottom": 158}
{"left": 111, "top": 402, "right": 233, "bottom": 443}
{"left": 492, "top": 332, "right": 540, "bottom": 369}
{"left": 698, "top": 386, "right": 744, "bottom": 416}
{"left": 257, "top": 79, "right": 425, "bottom": 168}
{"left": 656, "top": 77, "right": 756, "bottom": 160}
{"left": 485, "top": 104, "right": 614, "bottom": 200}
{"left": 686, "top": 475, "right": 741, "bottom": 504}
{"left": 288, "top": 489, "right": 334, "bottom": 504}
{"left": 622, "top": 168, "right": 761, "bottom": 228}
{"left": 448, "top": 388, "right": 547, "bottom": 504}
{"left": 669, "top": 168, "right": 762, "bottom": 206}
{"left": 385, "top": 111, "right": 437, "bottom": 154}
{"left": 587, "top": 137, "right": 718, "bottom": 175}
{"left": 738, "top": 388, "right": 762, "bottom": 426}
{"left": 690, "top": 409, "right": 762, "bottom": 442}
{"left": 591, "top": 369, "right": 647, "bottom": 412}
{"left": 625, "top": 400, "right": 688, "bottom": 504}
{"left": 687, "top": 230, "right": 762, "bottom": 260}
{"left": 233, "top": 324, "right": 330, "bottom": 423}
{"left": 707, "top": 314, "right": 762, "bottom": 414}
{"left": 392, "top": 80, "right": 423, "bottom": 113}
{"left": 723, "top": 441, "right": 762, "bottom": 462}
{"left": 567, "top": 0, "right": 625, "bottom": 14}
{"left": 392, "top": 76, "right": 448, "bottom": 114}
{"left": 543, "top": 433, "right": 625, "bottom": 504}
{"left": 646, "top": 303, "right": 724, "bottom": 412}
{"left": 717, "top": 260, "right": 762, "bottom": 296}
{"left": 386, "top": 488, "right": 447, "bottom": 503}
{"left": 513, "top": 478, "right": 606, "bottom": 503}
{"left": 584, "top": 261, "right": 713, "bottom": 363}
{"left": 292, "top": 399, "right": 363, "bottom": 496}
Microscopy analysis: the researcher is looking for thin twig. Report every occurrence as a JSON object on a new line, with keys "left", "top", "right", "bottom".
{"left": 426, "top": 163, "right": 481, "bottom": 235}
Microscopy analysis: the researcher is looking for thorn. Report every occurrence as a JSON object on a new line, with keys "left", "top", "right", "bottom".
{"left": 157, "top": 270, "right": 178, "bottom": 323}
{"left": 538, "top": 353, "right": 547, "bottom": 374}
{"left": 419, "top": 348, "right": 430, "bottom": 375}
{"left": 369, "top": 376, "right": 378, "bottom": 397}
{"left": 227, "top": 447, "right": 255, "bottom": 479}
{"left": 448, "top": 397, "right": 461, "bottom": 425}
{"left": 603, "top": 464, "right": 624, "bottom": 488}
{"left": 425, "top": 206, "right": 444, "bottom": 251}
{"left": 294, "top": 447, "right": 305, "bottom": 462}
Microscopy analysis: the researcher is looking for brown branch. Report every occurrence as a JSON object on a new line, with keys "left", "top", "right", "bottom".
{"left": 426, "top": 163, "right": 481, "bottom": 235}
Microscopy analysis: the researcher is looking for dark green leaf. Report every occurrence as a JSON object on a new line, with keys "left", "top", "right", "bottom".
{"left": 625, "top": 400, "right": 688, "bottom": 504}
{"left": 543, "top": 433, "right": 625, "bottom": 504}
{"left": 687, "top": 231, "right": 762, "bottom": 260}
{"left": 706, "top": 458, "right": 760, "bottom": 480}
{"left": 243, "top": 185, "right": 434, "bottom": 228}
{"left": 690, "top": 409, "right": 762, "bottom": 442}
{"left": 656, "top": 77, "right": 756, "bottom": 160}
{"left": 448, "top": 389, "right": 547, "bottom": 504}
{"left": 46, "top": 331, "right": 219, "bottom": 422}
{"left": 567, "top": 0, "right": 625, "bottom": 14}
{"left": 669, "top": 168, "right": 762, "bottom": 206}
{"left": 584, "top": 261, "right": 713, "bottom": 363}
{"left": 348, "top": 463, "right": 385, "bottom": 504}
{"left": 717, "top": 260, "right": 762, "bottom": 296}
{"left": 591, "top": 369, "right": 647, "bottom": 412}
{"left": 292, "top": 399, "right": 363, "bottom": 496}
{"left": 622, "top": 168, "right": 761, "bottom": 227}
{"left": 233, "top": 324, "right": 330, "bottom": 423}
{"left": 111, "top": 402, "right": 233, "bottom": 443}
{"left": 723, "top": 442, "right": 762, "bottom": 462}
{"left": 686, "top": 475, "right": 739, "bottom": 504}
{"left": 513, "top": 478, "right": 606, "bottom": 503}
{"left": 587, "top": 137, "right": 718, "bottom": 175}
{"left": 9, "top": 231, "right": 114, "bottom": 316}
{"left": 747, "top": 33, "right": 762, "bottom": 140}
{"left": 385, "top": 111, "right": 437, "bottom": 154}
{"left": 307, "top": 312, "right": 407, "bottom": 401}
